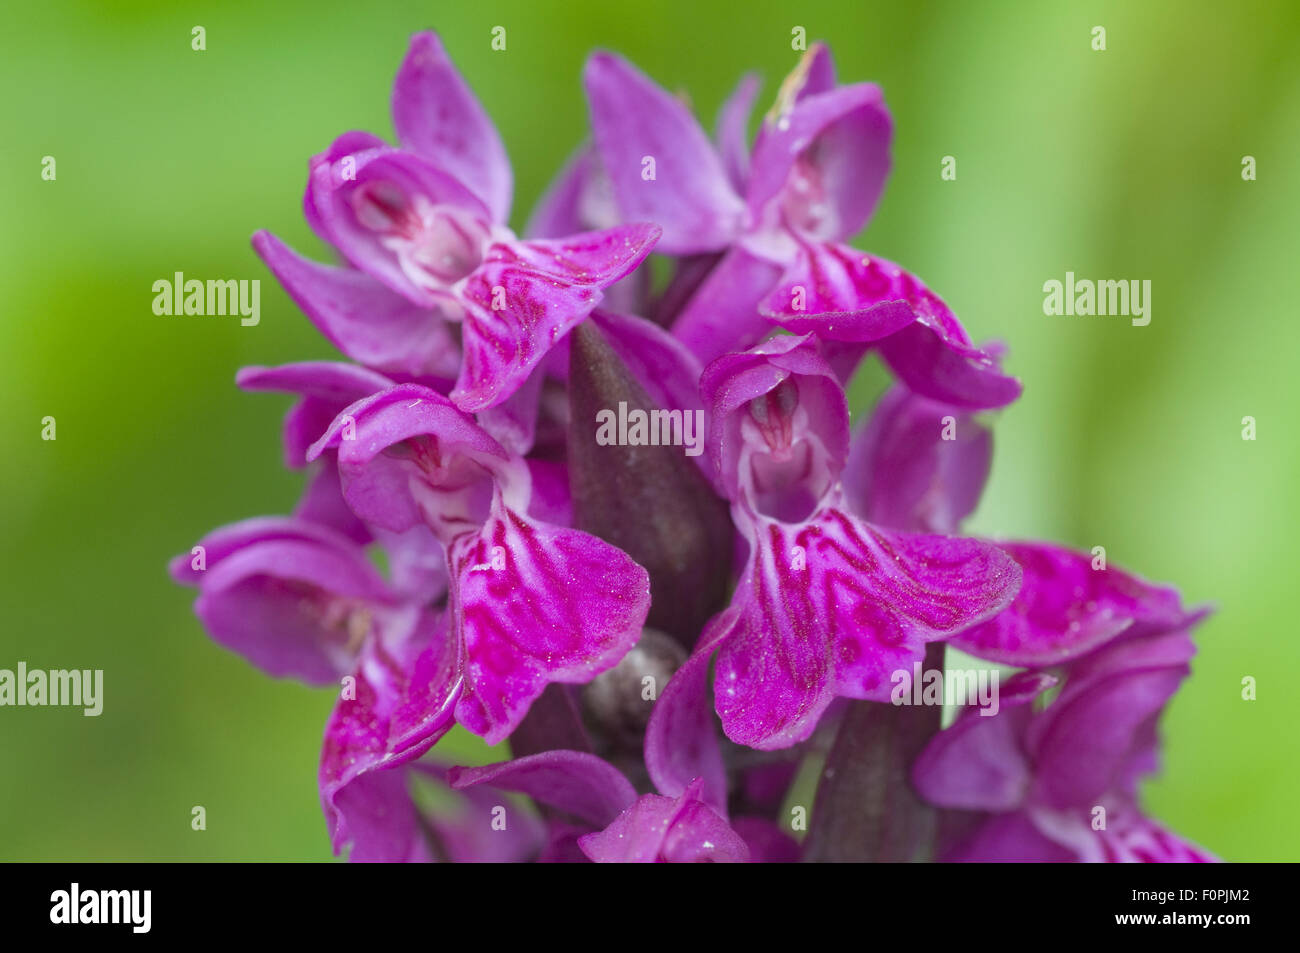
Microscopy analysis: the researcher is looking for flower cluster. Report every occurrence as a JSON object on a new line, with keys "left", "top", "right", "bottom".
{"left": 172, "top": 32, "right": 1214, "bottom": 862}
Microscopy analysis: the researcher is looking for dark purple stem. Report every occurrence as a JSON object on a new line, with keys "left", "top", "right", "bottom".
{"left": 566, "top": 320, "right": 733, "bottom": 648}
{"left": 801, "top": 642, "right": 946, "bottom": 862}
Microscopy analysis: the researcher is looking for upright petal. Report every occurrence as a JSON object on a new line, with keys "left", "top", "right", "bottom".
{"left": 843, "top": 385, "right": 993, "bottom": 534}
{"left": 747, "top": 83, "right": 892, "bottom": 243}
{"left": 307, "top": 383, "right": 513, "bottom": 535}
{"left": 303, "top": 131, "right": 388, "bottom": 244}
{"left": 306, "top": 147, "right": 493, "bottom": 307}
{"left": 391, "top": 31, "right": 513, "bottom": 223}
{"left": 701, "top": 333, "right": 851, "bottom": 504}
{"left": 583, "top": 52, "right": 747, "bottom": 254}
{"left": 715, "top": 72, "right": 760, "bottom": 193}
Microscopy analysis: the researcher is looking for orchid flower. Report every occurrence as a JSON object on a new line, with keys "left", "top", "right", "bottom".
{"left": 255, "top": 32, "right": 661, "bottom": 412}
{"left": 582, "top": 45, "right": 1019, "bottom": 409}
{"left": 306, "top": 382, "right": 651, "bottom": 744}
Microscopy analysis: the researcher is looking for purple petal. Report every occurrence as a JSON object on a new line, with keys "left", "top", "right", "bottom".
{"left": 912, "top": 671, "right": 1056, "bottom": 812}
{"left": 762, "top": 246, "right": 1021, "bottom": 408}
{"left": 303, "top": 131, "right": 388, "bottom": 243}
{"left": 715, "top": 72, "right": 760, "bottom": 192}
{"left": 525, "top": 147, "right": 621, "bottom": 239}
{"left": 169, "top": 516, "right": 360, "bottom": 585}
{"left": 730, "top": 817, "right": 801, "bottom": 862}
{"left": 950, "top": 543, "right": 1187, "bottom": 668}
{"left": 321, "top": 613, "right": 461, "bottom": 860}
{"left": 306, "top": 147, "right": 491, "bottom": 306}
{"left": 747, "top": 83, "right": 892, "bottom": 243}
{"left": 237, "top": 360, "right": 398, "bottom": 467}
{"left": 308, "top": 384, "right": 510, "bottom": 534}
{"left": 583, "top": 52, "right": 746, "bottom": 254}
{"left": 295, "top": 459, "right": 372, "bottom": 545}
{"left": 1027, "top": 643, "right": 1193, "bottom": 810}
{"left": 878, "top": 308, "right": 1023, "bottom": 411}
{"left": 252, "top": 232, "right": 459, "bottom": 378}
{"left": 236, "top": 360, "right": 397, "bottom": 406}
{"left": 671, "top": 245, "right": 787, "bottom": 365}
{"left": 326, "top": 769, "right": 429, "bottom": 863}
{"left": 644, "top": 615, "right": 732, "bottom": 814}
{"left": 943, "top": 810, "right": 1079, "bottom": 863}
{"left": 760, "top": 241, "right": 919, "bottom": 342}
{"left": 174, "top": 518, "right": 399, "bottom": 684}
{"left": 716, "top": 501, "right": 1023, "bottom": 749}
{"left": 448, "top": 496, "right": 651, "bottom": 744}
{"left": 391, "top": 31, "right": 512, "bottom": 223}
{"left": 578, "top": 782, "right": 750, "bottom": 863}
{"left": 537, "top": 823, "right": 594, "bottom": 863}
{"left": 843, "top": 385, "right": 992, "bottom": 534}
{"left": 1028, "top": 800, "right": 1219, "bottom": 863}
{"left": 448, "top": 751, "right": 636, "bottom": 828}
{"left": 1089, "top": 808, "right": 1220, "bottom": 863}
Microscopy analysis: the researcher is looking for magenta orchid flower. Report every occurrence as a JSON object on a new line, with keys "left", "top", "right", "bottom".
{"left": 914, "top": 607, "right": 1217, "bottom": 863}
{"left": 844, "top": 381, "right": 1216, "bottom": 861}
{"left": 307, "top": 382, "right": 651, "bottom": 743}
{"left": 660, "top": 334, "right": 1021, "bottom": 751}
{"left": 255, "top": 32, "right": 661, "bottom": 412}
{"left": 169, "top": 516, "right": 424, "bottom": 685}
{"left": 582, "top": 45, "right": 1019, "bottom": 409}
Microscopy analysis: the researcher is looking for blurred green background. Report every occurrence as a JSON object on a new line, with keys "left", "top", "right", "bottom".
{"left": 2, "top": 0, "right": 1296, "bottom": 860}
